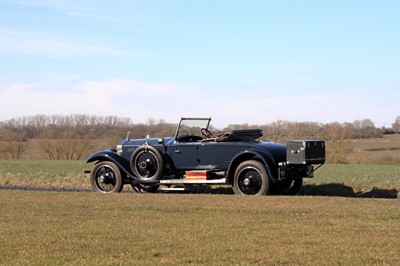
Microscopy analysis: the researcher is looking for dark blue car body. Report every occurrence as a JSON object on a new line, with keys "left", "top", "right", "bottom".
{"left": 86, "top": 118, "right": 325, "bottom": 196}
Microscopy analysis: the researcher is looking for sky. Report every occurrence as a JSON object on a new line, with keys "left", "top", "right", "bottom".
{"left": 0, "top": 0, "right": 399, "bottom": 128}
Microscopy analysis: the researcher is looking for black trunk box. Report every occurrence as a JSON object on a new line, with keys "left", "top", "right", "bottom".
{"left": 286, "top": 140, "right": 325, "bottom": 165}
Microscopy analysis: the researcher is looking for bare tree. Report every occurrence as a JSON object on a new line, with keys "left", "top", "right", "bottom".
{"left": 39, "top": 130, "right": 93, "bottom": 160}
{"left": 0, "top": 114, "right": 390, "bottom": 161}
{"left": 323, "top": 122, "right": 351, "bottom": 164}
{"left": 0, "top": 129, "right": 28, "bottom": 159}
{"left": 392, "top": 116, "right": 400, "bottom": 133}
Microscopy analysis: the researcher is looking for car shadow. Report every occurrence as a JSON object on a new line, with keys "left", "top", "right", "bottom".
{"left": 2, "top": 184, "right": 396, "bottom": 199}
{"left": 300, "top": 183, "right": 399, "bottom": 199}
{"left": 160, "top": 184, "right": 399, "bottom": 199}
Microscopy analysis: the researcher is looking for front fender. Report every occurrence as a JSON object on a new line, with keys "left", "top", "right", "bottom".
{"left": 86, "top": 150, "right": 159, "bottom": 185}
{"left": 86, "top": 149, "right": 126, "bottom": 164}
{"left": 227, "top": 149, "right": 280, "bottom": 183}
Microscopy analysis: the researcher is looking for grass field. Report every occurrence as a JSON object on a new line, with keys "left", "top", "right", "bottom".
{"left": 0, "top": 160, "right": 90, "bottom": 190}
{"left": 305, "top": 164, "right": 400, "bottom": 198}
{"left": 0, "top": 160, "right": 399, "bottom": 265}
{"left": 1, "top": 191, "right": 399, "bottom": 265}
{"left": 347, "top": 134, "right": 400, "bottom": 164}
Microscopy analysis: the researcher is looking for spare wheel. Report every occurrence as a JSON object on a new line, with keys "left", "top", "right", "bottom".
{"left": 130, "top": 145, "right": 164, "bottom": 181}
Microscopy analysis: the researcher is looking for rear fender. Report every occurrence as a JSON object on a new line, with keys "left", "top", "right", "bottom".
{"left": 86, "top": 150, "right": 159, "bottom": 185}
{"left": 227, "top": 149, "right": 279, "bottom": 183}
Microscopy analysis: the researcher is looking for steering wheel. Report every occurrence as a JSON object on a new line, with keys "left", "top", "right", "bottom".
{"left": 200, "top": 128, "right": 214, "bottom": 139}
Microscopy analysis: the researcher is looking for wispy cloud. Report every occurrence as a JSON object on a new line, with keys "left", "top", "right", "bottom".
{"left": 0, "top": 28, "right": 147, "bottom": 57}
{"left": 0, "top": 78, "right": 202, "bottom": 123}
{"left": 19, "top": 0, "right": 67, "bottom": 8}
{"left": 16, "top": 0, "right": 149, "bottom": 24}
{"left": 1, "top": 77, "right": 393, "bottom": 128}
{"left": 0, "top": 1, "right": 151, "bottom": 57}
{"left": 64, "top": 11, "right": 130, "bottom": 23}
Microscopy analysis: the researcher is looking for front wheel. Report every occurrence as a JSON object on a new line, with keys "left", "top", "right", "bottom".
{"left": 90, "top": 161, "right": 123, "bottom": 193}
{"left": 232, "top": 160, "right": 270, "bottom": 196}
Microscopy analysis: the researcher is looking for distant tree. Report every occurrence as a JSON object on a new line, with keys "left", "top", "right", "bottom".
{"left": 393, "top": 116, "right": 400, "bottom": 133}
{"left": 323, "top": 122, "right": 351, "bottom": 164}
{"left": 0, "top": 129, "right": 28, "bottom": 159}
{"left": 351, "top": 118, "right": 382, "bottom": 138}
{"left": 38, "top": 130, "right": 92, "bottom": 160}
{"left": 0, "top": 114, "right": 392, "bottom": 160}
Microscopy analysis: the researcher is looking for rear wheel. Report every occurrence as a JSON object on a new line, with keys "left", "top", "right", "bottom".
{"left": 233, "top": 160, "right": 270, "bottom": 196}
{"left": 90, "top": 161, "right": 123, "bottom": 193}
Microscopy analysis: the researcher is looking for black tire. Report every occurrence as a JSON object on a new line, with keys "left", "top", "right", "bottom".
{"left": 130, "top": 145, "right": 164, "bottom": 193}
{"left": 232, "top": 160, "right": 270, "bottom": 196}
{"left": 270, "top": 178, "right": 303, "bottom": 195}
{"left": 90, "top": 161, "right": 123, "bottom": 193}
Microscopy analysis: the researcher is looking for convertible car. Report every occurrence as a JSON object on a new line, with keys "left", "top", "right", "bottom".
{"left": 85, "top": 117, "right": 325, "bottom": 196}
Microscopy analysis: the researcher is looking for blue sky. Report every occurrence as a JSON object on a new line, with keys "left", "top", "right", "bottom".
{"left": 0, "top": 0, "right": 399, "bottom": 128}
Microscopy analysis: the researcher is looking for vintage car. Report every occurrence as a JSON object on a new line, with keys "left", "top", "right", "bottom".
{"left": 85, "top": 117, "right": 325, "bottom": 196}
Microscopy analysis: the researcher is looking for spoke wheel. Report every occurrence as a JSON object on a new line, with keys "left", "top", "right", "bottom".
{"left": 90, "top": 161, "right": 123, "bottom": 193}
{"left": 130, "top": 145, "right": 163, "bottom": 192}
{"left": 233, "top": 160, "right": 269, "bottom": 196}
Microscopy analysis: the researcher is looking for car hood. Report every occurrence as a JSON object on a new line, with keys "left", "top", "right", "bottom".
{"left": 119, "top": 137, "right": 174, "bottom": 147}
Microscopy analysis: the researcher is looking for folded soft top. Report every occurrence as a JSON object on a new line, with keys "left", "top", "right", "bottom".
{"left": 218, "top": 129, "right": 263, "bottom": 142}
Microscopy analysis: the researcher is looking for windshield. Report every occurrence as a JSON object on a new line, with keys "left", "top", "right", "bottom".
{"left": 175, "top": 118, "right": 211, "bottom": 137}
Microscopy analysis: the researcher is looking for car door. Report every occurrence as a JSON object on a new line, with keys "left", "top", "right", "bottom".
{"left": 172, "top": 141, "right": 199, "bottom": 170}
{"left": 197, "top": 142, "right": 244, "bottom": 170}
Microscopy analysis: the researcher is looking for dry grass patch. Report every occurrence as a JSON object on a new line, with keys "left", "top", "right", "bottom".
{"left": 347, "top": 134, "right": 400, "bottom": 164}
{"left": 1, "top": 191, "right": 399, "bottom": 265}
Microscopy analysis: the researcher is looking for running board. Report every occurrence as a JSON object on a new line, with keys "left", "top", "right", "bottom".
{"left": 160, "top": 187, "right": 186, "bottom": 192}
{"left": 160, "top": 178, "right": 227, "bottom": 185}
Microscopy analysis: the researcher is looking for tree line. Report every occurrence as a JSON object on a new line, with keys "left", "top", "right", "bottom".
{"left": 0, "top": 114, "right": 399, "bottom": 161}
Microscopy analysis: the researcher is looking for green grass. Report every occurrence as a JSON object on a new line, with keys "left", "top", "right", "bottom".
{"left": 1, "top": 191, "right": 399, "bottom": 265}
{"left": 305, "top": 164, "right": 400, "bottom": 197}
{"left": 0, "top": 159, "right": 89, "bottom": 190}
